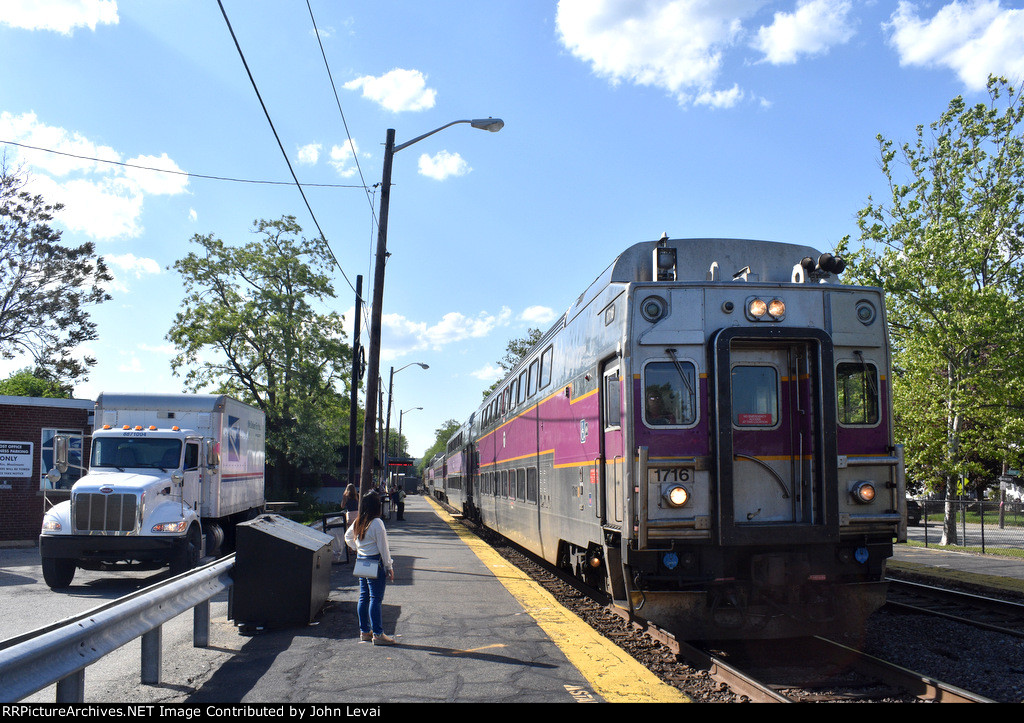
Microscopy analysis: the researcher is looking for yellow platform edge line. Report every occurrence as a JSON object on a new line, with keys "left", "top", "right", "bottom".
{"left": 424, "top": 497, "right": 690, "bottom": 704}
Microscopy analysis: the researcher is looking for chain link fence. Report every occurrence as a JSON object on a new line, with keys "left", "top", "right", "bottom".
{"left": 908, "top": 499, "right": 1024, "bottom": 553}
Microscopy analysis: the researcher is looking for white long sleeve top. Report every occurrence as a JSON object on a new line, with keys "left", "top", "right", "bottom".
{"left": 344, "top": 517, "right": 393, "bottom": 572}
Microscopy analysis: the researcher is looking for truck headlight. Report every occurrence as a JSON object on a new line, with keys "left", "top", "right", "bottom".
{"left": 42, "top": 519, "right": 61, "bottom": 532}
{"left": 152, "top": 520, "right": 188, "bottom": 533}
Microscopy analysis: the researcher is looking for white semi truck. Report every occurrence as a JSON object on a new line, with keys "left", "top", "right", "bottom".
{"left": 39, "top": 393, "right": 266, "bottom": 588}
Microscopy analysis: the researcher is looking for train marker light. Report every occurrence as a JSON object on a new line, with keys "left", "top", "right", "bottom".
{"left": 851, "top": 481, "right": 876, "bottom": 504}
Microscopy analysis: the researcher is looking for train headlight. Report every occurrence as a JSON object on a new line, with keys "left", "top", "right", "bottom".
{"left": 745, "top": 297, "right": 785, "bottom": 321}
{"left": 663, "top": 484, "right": 689, "bottom": 508}
{"left": 851, "top": 481, "right": 876, "bottom": 504}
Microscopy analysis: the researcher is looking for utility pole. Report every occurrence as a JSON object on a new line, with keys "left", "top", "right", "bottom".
{"left": 348, "top": 275, "right": 362, "bottom": 495}
{"left": 358, "top": 129, "right": 395, "bottom": 498}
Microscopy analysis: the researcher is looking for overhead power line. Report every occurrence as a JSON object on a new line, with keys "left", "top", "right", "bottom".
{"left": 0, "top": 139, "right": 366, "bottom": 189}
{"left": 216, "top": 0, "right": 360, "bottom": 299}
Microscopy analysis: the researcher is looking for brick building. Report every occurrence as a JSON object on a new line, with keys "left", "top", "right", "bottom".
{"left": 0, "top": 395, "right": 93, "bottom": 543}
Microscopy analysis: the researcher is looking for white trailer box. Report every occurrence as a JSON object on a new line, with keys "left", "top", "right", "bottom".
{"left": 39, "top": 393, "right": 266, "bottom": 588}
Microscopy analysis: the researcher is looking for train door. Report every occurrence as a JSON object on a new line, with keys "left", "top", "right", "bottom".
{"left": 600, "top": 361, "right": 624, "bottom": 525}
{"left": 713, "top": 328, "right": 838, "bottom": 546}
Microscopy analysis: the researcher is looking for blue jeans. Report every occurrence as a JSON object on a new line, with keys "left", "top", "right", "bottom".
{"left": 357, "top": 556, "right": 387, "bottom": 635}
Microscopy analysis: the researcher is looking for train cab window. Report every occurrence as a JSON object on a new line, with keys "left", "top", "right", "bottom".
{"left": 837, "top": 361, "right": 880, "bottom": 425}
{"left": 732, "top": 366, "right": 778, "bottom": 427}
{"left": 643, "top": 361, "right": 697, "bottom": 427}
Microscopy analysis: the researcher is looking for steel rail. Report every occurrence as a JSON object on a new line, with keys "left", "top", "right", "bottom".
{"left": 0, "top": 554, "right": 234, "bottom": 703}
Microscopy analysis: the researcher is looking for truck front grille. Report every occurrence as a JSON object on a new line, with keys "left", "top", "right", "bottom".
{"left": 73, "top": 493, "right": 139, "bottom": 533}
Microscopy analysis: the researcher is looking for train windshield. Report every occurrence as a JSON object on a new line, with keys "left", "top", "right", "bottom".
{"left": 837, "top": 361, "right": 879, "bottom": 425}
{"left": 643, "top": 361, "right": 697, "bottom": 426}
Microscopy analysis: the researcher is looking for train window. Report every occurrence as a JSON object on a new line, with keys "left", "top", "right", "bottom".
{"left": 539, "top": 346, "right": 553, "bottom": 389}
{"left": 604, "top": 369, "right": 621, "bottom": 428}
{"left": 518, "top": 371, "right": 528, "bottom": 405}
{"left": 527, "top": 467, "right": 538, "bottom": 502}
{"left": 837, "top": 362, "right": 880, "bottom": 425}
{"left": 516, "top": 468, "right": 526, "bottom": 500}
{"left": 643, "top": 361, "right": 697, "bottom": 426}
{"left": 528, "top": 359, "right": 539, "bottom": 397}
{"left": 502, "top": 469, "right": 509, "bottom": 497}
{"left": 731, "top": 366, "right": 778, "bottom": 427}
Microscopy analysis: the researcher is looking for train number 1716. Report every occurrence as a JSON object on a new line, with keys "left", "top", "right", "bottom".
{"left": 650, "top": 467, "right": 691, "bottom": 483}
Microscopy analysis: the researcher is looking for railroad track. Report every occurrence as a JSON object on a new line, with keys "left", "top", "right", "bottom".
{"left": 442, "top": 504, "right": 997, "bottom": 702}
{"left": 885, "top": 577, "right": 1024, "bottom": 638}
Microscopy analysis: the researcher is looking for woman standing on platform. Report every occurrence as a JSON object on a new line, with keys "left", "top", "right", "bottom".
{"left": 341, "top": 484, "right": 360, "bottom": 561}
{"left": 345, "top": 491, "right": 396, "bottom": 645}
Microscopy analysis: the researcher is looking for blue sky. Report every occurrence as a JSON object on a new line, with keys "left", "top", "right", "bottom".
{"left": 2, "top": 0, "right": 1024, "bottom": 459}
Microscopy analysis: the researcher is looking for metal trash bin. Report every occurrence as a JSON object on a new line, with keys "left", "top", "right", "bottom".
{"left": 231, "top": 514, "right": 333, "bottom": 631}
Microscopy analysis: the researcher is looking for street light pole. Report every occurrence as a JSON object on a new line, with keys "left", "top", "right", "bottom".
{"left": 358, "top": 119, "right": 503, "bottom": 498}
{"left": 384, "top": 362, "right": 429, "bottom": 481}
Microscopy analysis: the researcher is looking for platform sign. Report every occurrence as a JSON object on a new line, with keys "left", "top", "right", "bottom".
{"left": 0, "top": 441, "right": 34, "bottom": 477}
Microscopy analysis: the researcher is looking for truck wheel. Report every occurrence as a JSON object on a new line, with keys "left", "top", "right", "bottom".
{"left": 42, "top": 557, "right": 76, "bottom": 588}
{"left": 170, "top": 525, "right": 202, "bottom": 575}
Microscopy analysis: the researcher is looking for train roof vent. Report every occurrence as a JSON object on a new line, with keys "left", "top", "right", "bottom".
{"left": 732, "top": 266, "right": 759, "bottom": 282}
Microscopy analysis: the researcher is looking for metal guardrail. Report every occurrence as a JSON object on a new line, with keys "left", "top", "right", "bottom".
{"left": 0, "top": 554, "right": 235, "bottom": 703}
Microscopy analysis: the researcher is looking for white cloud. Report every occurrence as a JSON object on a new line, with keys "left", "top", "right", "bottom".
{"left": 470, "top": 364, "right": 504, "bottom": 382}
{"left": 344, "top": 69, "right": 437, "bottom": 112}
{"left": 123, "top": 153, "right": 189, "bottom": 195}
{"left": 695, "top": 83, "right": 746, "bottom": 109}
{"left": 520, "top": 305, "right": 557, "bottom": 325}
{"left": 555, "top": 0, "right": 764, "bottom": 107}
{"left": 102, "top": 252, "right": 160, "bottom": 293}
{"left": 379, "top": 307, "right": 512, "bottom": 359}
{"left": 753, "top": 0, "right": 856, "bottom": 64}
{"left": 0, "top": 0, "right": 118, "bottom": 35}
{"left": 885, "top": 0, "right": 1024, "bottom": 90}
{"left": 117, "top": 354, "right": 143, "bottom": 373}
{"left": 0, "top": 112, "right": 189, "bottom": 239}
{"left": 328, "top": 141, "right": 364, "bottom": 178}
{"left": 297, "top": 143, "right": 322, "bottom": 165}
{"left": 417, "top": 150, "right": 471, "bottom": 180}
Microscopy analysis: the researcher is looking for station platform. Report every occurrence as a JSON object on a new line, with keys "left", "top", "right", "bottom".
{"left": 891, "top": 539, "right": 1024, "bottom": 593}
{"left": 183, "top": 494, "right": 689, "bottom": 704}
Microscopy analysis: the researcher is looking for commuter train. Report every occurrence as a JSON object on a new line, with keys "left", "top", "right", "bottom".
{"left": 429, "top": 236, "right": 905, "bottom": 640}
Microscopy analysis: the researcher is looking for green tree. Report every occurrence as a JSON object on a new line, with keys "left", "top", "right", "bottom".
{"left": 0, "top": 163, "right": 112, "bottom": 383}
{"left": 0, "top": 367, "right": 71, "bottom": 398}
{"left": 167, "top": 216, "right": 353, "bottom": 498}
{"left": 418, "top": 418, "right": 461, "bottom": 475}
{"left": 483, "top": 327, "right": 543, "bottom": 399}
{"left": 838, "top": 76, "right": 1024, "bottom": 544}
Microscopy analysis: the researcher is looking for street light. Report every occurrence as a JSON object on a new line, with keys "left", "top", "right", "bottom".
{"left": 358, "top": 119, "right": 503, "bottom": 496}
{"left": 384, "top": 362, "right": 429, "bottom": 469}
{"left": 398, "top": 406, "right": 423, "bottom": 458}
